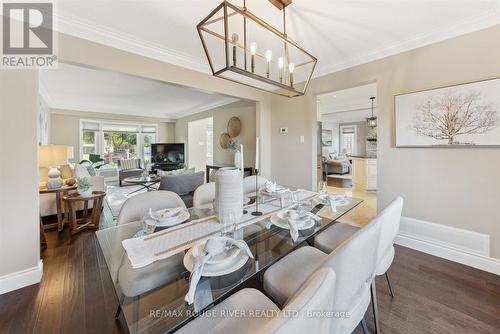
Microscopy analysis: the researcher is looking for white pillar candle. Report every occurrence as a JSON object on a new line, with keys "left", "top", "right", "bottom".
{"left": 240, "top": 144, "right": 244, "bottom": 173}
{"left": 255, "top": 137, "right": 260, "bottom": 172}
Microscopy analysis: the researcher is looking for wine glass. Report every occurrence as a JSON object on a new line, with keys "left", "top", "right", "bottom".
{"left": 220, "top": 210, "right": 237, "bottom": 237}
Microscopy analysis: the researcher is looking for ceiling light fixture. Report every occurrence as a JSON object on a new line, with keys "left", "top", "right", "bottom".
{"left": 197, "top": 0, "right": 317, "bottom": 97}
{"left": 367, "top": 96, "right": 377, "bottom": 128}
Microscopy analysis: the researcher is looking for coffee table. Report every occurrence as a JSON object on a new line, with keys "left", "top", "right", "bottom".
{"left": 123, "top": 175, "right": 160, "bottom": 195}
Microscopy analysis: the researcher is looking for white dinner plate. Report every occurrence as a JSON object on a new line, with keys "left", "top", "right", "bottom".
{"left": 189, "top": 240, "right": 241, "bottom": 265}
{"left": 183, "top": 247, "right": 249, "bottom": 277}
{"left": 270, "top": 210, "right": 316, "bottom": 230}
{"left": 317, "top": 194, "right": 350, "bottom": 207}
{"left": 154, "top": 210, "right": 190, "bottom": 227}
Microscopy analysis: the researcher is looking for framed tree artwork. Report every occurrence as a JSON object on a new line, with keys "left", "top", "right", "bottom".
{"left": 394, "top": 77, "right": 500, "bottom": 147}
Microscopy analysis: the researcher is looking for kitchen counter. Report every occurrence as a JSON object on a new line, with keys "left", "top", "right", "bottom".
{"left": 351, "top": 157, "right": 377, "bottom": 191}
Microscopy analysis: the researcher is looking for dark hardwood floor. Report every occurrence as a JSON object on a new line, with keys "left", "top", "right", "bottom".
{"left": 1, "top": 205, "right": 499, "bottom": 334}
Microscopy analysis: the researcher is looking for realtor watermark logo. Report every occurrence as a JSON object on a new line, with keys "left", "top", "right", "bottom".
{"left": 1, "top": 1, "right": 57, "bottom": 68}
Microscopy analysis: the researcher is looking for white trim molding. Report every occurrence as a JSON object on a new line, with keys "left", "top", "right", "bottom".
{"left": 0, "top": 260, "right": 43, "bottom": 295}
{"left": 396, "top": 217, "right": 500, "bottom": 275}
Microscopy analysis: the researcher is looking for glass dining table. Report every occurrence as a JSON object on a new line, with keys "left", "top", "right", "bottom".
{"left": 96, "top": 190, "right": 363, "bottom": 334}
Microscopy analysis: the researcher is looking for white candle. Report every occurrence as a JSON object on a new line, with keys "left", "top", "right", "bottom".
{"left": 255, "top": 137, "right": 260, "bottom": 172}
{"left": 240, "top": 144, "right": 244, "bottom": 173}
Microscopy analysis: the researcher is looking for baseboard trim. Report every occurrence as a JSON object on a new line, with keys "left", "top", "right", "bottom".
{"left": 0, "top": 260, "right": 43, "bottom": 295}
{"left": 396, "top": 217, "right": 500, "bottom": 275}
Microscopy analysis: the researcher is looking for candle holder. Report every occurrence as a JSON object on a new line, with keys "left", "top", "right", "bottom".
{"left": 251, "top": 169, "right": 263, "bottom": 216}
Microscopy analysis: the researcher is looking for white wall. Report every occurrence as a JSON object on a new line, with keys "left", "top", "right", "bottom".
{"left": 175, "top": 101, "right": 257, "bottom": 169}
{"left": 187, "top": 117, "right": 213, "bottom": 172}
{"left": 0, "top": 70, "right": 42, "bottom": 294}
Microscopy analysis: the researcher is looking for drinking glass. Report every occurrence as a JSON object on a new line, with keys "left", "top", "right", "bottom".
{"left": 142, "top": 218, "right": 156, "bottom": 235}
{"left": 220, "top": 210, "right": 237, "bottom": 236}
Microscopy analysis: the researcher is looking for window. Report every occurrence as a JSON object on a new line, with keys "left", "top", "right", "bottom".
{"left": 142, "top": 133, "right": 156, "bottom": 163}
{"left": 80, "top": 120, "right": 158, "bottom": 167}
{"left": 340, "top": 126, "right": 356, "bottom": 155}
{"left": 81, "top": 121, "right": 100, "bottom": 161}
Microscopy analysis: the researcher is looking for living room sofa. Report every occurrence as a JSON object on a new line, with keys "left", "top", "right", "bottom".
{"left": 158, "top": 171, "right": 204, "bottom": 207}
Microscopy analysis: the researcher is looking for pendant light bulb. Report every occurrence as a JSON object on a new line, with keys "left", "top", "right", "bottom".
{"left": 278, "top": 57, "right": 284, "bottom": 69}
{"left": 250, "top": 42, "right": 257, "bottom": 55}
{"left": 265, "top": 50, "right": 272, "bottom": 62}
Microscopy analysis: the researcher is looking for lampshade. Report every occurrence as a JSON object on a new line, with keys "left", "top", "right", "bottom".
{"left": 39, "top": 145, "right": 68, "bottom": 168}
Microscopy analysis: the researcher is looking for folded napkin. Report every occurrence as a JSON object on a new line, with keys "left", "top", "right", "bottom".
{"left": 149, "top": 207, "right": 184, "bottom": 221}
{"left": 265, "top": 181, "right": 285, "bottom": 193}
{"left": 185, "top": 237, "right": 253, "bottom": 304}
{"left": 281, "top": 209, "right": 321, "bottom": 242}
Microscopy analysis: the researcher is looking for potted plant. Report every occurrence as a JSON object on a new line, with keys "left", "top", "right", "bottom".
{"left": 227, "top": 138, "right": 241, "bottom": 168}
{"left": 77, "top": 177, "right": 93, "bottom": 197}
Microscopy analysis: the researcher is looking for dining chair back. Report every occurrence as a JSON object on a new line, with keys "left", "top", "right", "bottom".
{"left": 264, "top": 268, "right": 336, "bottom": 334}
{"left": 243, "top": 175, "right": 268, "bottom": 194}
{"left": 117, "top": 190, "right": 186, "bottom": 225}
{"left": 323, "top": 216, "right": 382, "bottom": 333}
{"left": 192, "top": 182, "right": 215, "bottom": 208}
{"left": 375, "top": 196, "right": 404, "bottom": 275}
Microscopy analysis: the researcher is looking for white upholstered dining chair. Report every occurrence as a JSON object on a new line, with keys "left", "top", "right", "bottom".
{"left": 314, "top": 196, "right": 404, "bottom": 333}
{"left": 314, "top": 197, "right": 404, "bottom": 296}
{"left": 113, "top": 190, "right": 187, "bottom": 322}
{"left": 175, "top": 267, "right": 336, "bottom": 334}
{"left": 263, "top": 213, "right": 382, "bottom": 334}
{"left": 243, "top": 175, "right": 268, "bottom": 194}
{"left": 117, "top": 190, "right": 186, "bottom": 225}
{"left": 192, "top": 182, "right": 215, "bottom": 208}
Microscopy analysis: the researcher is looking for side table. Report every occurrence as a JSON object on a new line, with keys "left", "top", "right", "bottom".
{"left": 62, "top": 191, "right": 106, "bottom": 235}
{"left": 39, "top": 185, "right": 77, "bottom": 231}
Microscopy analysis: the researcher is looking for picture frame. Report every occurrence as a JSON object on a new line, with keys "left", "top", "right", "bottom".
{"left": 394, "top": 77, "right": 500, "bottom": 147}
{"left": 322, "top": 129, "right": 333, "bottom": 146}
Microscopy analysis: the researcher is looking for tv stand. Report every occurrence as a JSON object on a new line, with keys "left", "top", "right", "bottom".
{"left": 151, "top": 163, "right": 184, "bottom": 173}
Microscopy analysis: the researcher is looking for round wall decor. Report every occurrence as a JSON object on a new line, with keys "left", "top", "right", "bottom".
{"left": 227, "top": 117, "right": 242, "bottom": 137}
{"left": 219, "top": 132, "right": 231, "bottom": 149}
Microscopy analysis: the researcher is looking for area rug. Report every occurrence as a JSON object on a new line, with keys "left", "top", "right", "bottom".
{"left": 105, "top": 184, "right": 147, "bottom": 218}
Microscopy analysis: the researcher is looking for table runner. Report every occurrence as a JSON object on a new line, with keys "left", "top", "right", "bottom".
{"left": 122, "top": 189, "right": 317, "bottom": 268}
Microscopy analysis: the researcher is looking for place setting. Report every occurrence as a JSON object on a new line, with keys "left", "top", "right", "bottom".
{"left": 315, "top": 193, "right": 351, "bottom": 213}
{"left": 183, "top": 210, "right": 254, "bottom": 305}
{"left": 133, "top": 206, "right": 191, "bottom": 237}
{"left": 269, "top": 204, "right": 322, "bottom": 242}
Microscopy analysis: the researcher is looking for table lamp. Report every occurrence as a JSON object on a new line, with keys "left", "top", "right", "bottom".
{"left": 39, "top": 145, "right": 68, "bottom": 189}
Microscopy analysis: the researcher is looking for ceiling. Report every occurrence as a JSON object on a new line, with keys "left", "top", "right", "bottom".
{"left": 318, "top": 83, "right": 377, "bottom": 123}
{"left": 55, "top": 0, "right": 500, "bottom": 80}
{"left": 39, "top": 63, "right": 238, "bottom": 119}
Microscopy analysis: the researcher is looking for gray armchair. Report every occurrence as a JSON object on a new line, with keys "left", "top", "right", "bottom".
{"left": 158, "top": 171, "right": 204, "bottom": 207}
{"left": 118, "top": 159, "right": 144, "bottom": 186}
{"left": 324, "top": 158, "right": 351, "bottom": 175}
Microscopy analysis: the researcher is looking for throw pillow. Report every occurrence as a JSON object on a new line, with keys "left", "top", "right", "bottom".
{"left": 74, "top": 164, "right": 91, "bottom": 178}
{"left": 86, "top": 165, "right": 97, "bottom": 176}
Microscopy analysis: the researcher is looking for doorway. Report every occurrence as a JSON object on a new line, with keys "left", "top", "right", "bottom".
{"left": 188, "top": 117, "right": 214, "bottom": 173}
{"left": 316, "top": 83, "right": 378, "bottom": 226}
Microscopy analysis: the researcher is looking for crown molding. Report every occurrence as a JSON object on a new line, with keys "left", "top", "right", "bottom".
{"left": 169, "top": 98, "right": 240, "bottom": 119}
{"left": 49, "top": 103, "right": 175, "bottom": 122}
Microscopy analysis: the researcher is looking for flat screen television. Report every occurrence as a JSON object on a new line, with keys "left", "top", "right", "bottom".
{"left": 151, "top": 143, "right": 185, "bottom": 164}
